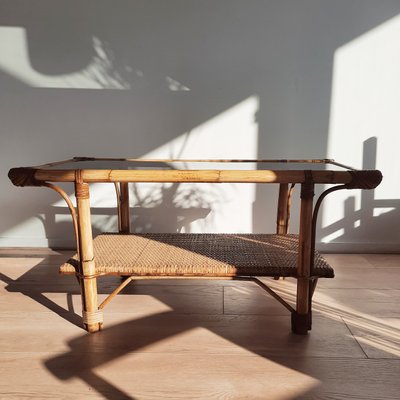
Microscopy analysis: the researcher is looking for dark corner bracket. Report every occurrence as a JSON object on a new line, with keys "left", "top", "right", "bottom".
{"left": 346, "top": 170, "right": 383, "bottom": 190}
{"left": 8, "top": 167, "right": 41, "bottom": 187}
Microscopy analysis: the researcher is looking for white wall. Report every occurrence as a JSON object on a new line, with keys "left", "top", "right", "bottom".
{"left": 1, "top": 0, "right": 399, "bottom": 251}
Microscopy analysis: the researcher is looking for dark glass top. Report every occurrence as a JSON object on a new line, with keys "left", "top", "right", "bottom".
{"left": 42, "top": 158, "right": 356, "bottom": 171}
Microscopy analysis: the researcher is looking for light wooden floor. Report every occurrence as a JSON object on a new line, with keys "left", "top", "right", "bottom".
{"left": 0, "top": 250, "right": 399, "bottom": 399}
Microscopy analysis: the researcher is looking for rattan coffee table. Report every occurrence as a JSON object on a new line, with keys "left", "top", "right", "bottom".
{"left": 8, "top": 157, "right": 382, "bottom": 334}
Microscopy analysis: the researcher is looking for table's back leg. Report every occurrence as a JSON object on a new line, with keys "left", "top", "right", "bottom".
{"left": 274, "top": 183, "right": 290, "bottom": 280}
{"left": 75, "top": 175, "right": 102, "bottom": 333}
{"left": 276, "top": 183, "right": 289, "bottom": 235}
{"left": 119, "top": 182, "right": 130, "bottom": 233}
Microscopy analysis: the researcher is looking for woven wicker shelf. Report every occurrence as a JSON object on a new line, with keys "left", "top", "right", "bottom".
{"left": 60, "top": 233, "right": 334, "bottom": 278}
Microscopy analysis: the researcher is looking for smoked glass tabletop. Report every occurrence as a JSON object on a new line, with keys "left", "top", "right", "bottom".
{"left": 37, "top": 158, "right": 357, "bottom": 171}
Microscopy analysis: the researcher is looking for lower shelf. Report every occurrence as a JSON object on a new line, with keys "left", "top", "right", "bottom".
{"left": 60, "top": 233, "right": 334, "bottom": 278}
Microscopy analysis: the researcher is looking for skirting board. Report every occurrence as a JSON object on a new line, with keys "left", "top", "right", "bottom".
{"left": 0, "top": 237, "right": 76, "bottom": 249}
{"left": 317, "top": 242, "right": 400, "bottom": 254}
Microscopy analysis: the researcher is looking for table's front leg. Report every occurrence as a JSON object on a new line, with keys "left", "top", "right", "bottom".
{"left": 293, "top": 175, "right": 314, "bottom": 334}
{"left": 75, "top": 174, "right": 102, "bottom": 333}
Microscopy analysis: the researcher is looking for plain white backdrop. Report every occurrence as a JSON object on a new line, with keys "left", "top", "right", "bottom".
{"left": 1, "top": 0, "right": 399, "bottom": 251}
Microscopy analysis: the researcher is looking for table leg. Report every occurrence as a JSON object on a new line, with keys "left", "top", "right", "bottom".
{"left": 75, "top": 178, "right": 102, "bottom": 333}
{"left": 292, "top": 177, "right": 314, "bottom": 334}
{"left": 275, "top": 183, "right": 289, "bottom": 280}
{"left": 119, "top": 182, "right": 130, "bottom": 233}
{"left": 276, "top": 183, "right": 289, "bottom": 235}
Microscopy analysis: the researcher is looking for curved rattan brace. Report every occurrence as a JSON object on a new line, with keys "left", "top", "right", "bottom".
{"left": 310, "top": 171, "right": 382, "bottom": 267}
{"left": 8, "top": 167, "right": 81, "bottom": 254}
{"left": 42, "top": 182, "right": 80, "bottom": 254}
{"left": 310, "top": 185, "right": 348, "bottom": 274}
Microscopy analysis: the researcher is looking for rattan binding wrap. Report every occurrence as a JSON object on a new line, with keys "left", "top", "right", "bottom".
{"left": 60, "top": 233, "right": 334, "bottom": 278}
{"left": 82, "top": 309, "right": 104, "bottom": 325}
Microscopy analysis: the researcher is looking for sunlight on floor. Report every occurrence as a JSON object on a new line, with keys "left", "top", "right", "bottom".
{"left": 262, "top": 276, "right": 400, "bottom": 358}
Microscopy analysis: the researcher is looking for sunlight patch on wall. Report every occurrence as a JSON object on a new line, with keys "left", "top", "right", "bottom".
{"left": 166, "top": 76, "right": 191, "bottom": 91}
{"left": 0, "top": 27, "right": 129, "bottom": 89}
{"left": 135, "top": 96, "right": 259, "bottom": 233}
{"left": 373, "top": 207, "right": 395, "bottom": 218}
{"left": 322, "top": 14, "right": 400, "bottom": 242}
{"left": 320, "top": 228, "right": 345, "bottom": 244}
{"left": 0, "top": 26, "right": 191, "bottom": 91}
{"left": 45, "top": 96, "right": 259, "bottom": 235}
{"left": 63, "top": 96, "right": 256, "bottom": 234}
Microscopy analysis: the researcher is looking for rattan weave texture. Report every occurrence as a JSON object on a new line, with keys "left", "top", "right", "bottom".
{"left": 60, "top": 233, "right": 334, "bottom": 278}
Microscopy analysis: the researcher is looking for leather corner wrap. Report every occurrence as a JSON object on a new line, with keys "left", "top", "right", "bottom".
{"left": 8, "top": 167, "right": 42, "bottom": 187}
{"left": 346, "top": 170, "right": 383, "bottom": 190}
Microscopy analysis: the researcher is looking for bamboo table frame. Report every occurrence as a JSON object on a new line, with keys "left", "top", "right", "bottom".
{"left": 8, "top": 157, "right": 382, "bottom": 334}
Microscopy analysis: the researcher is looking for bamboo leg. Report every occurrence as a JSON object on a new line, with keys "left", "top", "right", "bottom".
{"left": 119, "top": 182, "right": 131, "bottom": 280}
{"left": 275, "top": 184, "right": 289, "bottom": 280}
{"left": 307, "top": 278, "right": 319, "bottom": 330}
{"left": 276, "top": 183, "right": 289, "bottom": 235}
{"left": 292, "top": 176, "right": 314, "bottom": 334}
{"left": 75, "top": 176, "right": 102, "bottom": 333}
{"left": 119, "top": 182, "right": 130, "bottom": 233}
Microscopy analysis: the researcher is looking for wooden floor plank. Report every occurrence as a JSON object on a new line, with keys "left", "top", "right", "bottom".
{"left": 314, "top": 288, "right": 400, "bottom": 317}
{"left": 360, "top": 254, "right": 400, "bottom": 268}
{"left": 318, "top": 267, "right": 400, "bottom": 289}
{"left": 0, "top": 310, "right": 365, "bottom": 359}
{"left": 343, "top": 317, "right": 400, "bottom": 359}
{"left": 223, "top": 285, "right": 292, "bottom": 316}
{"left": 323, "top": 253, "right": 375, "bottom": 268}
{"left": 0, "top": 251, "right": 399, "bottom": 399}
{"left": 1, "top": 353, "right": 399, "bottom": 400}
